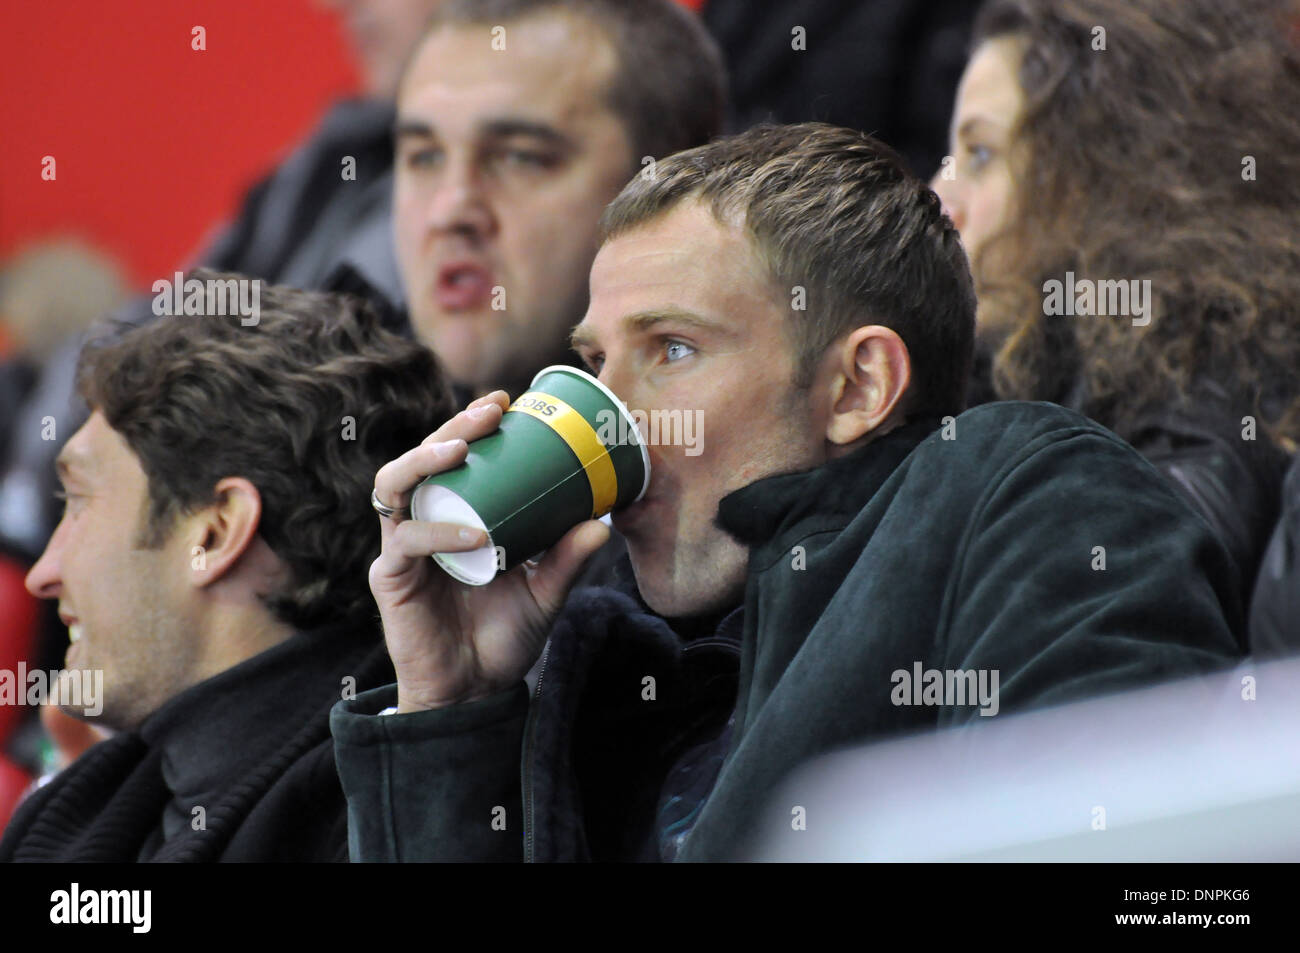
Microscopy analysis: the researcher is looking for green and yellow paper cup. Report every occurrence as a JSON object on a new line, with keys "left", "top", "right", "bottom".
{"left": 410, "top": 365, "right": 650, "bottom": 585}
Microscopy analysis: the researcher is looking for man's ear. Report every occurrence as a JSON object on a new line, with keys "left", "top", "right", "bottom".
{"left": 824, "top": 325, "right": 912, "bottom": 447}
{"left": 182, "top": 477, "right": 264, "bottom": 589}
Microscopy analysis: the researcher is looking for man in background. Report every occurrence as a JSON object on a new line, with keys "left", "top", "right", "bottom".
{"left": 1, "top": 272, "right": 455, "bottom": 861}
{"left": 391, "top": 0, "right": 725, "bottom": 399}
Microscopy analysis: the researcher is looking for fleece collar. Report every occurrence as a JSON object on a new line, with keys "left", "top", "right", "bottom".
{"left": 715, "top": 415, "right": 942, "bottom": 557}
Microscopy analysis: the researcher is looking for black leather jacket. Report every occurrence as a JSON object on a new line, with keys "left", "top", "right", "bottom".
{"left": 1250, "top": 452, "right": 1300, "bottom": 658}
{"left": 1125, "top": 400, "right": 1288, "bottom": 614}
{"left": 1044, "top": 372, "right": 1287, "bottom": 632}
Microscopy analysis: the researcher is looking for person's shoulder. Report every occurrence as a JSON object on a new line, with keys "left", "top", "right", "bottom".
{"left": 911, "top": 400, "right": 1135, "bottom": 473}
{"left": 955, "top": 399, "right": 1121, "bottom": 442}
{"left": 895, "top": 400, "right": 1175, "bottom": 520}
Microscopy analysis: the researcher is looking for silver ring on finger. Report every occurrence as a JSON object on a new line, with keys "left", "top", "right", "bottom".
{"left": 371, "top": 487, "right": 411, "bottom": 522}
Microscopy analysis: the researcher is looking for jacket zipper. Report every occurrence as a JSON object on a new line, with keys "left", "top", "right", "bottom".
{"left": 522, "top": 638, "right": 551, "bottom": 863}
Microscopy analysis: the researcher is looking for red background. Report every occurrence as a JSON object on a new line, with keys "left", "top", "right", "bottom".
{"left": 0, "top": 1, "right": 703, "bottom": 293}
{"left": 0, "top": 0, "right": 362, "bottom": 290}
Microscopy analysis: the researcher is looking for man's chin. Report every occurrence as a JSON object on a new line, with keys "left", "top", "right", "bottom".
{"left": 56, "top": 701, "right": 96, "bottom": 723}
{"left": 425, "top": 338, "right": 526, "bottom": 399}
{"left": 62, "top": 638, "right": 84, "bottom": 670}
{"left": 628, "top": 557, "right": 743, "bottom": 621}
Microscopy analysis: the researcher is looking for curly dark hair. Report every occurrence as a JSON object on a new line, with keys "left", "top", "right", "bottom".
{"left": 971, "top": 0, "right": 1300, "bottom": 451}
{"left": 77, "top": 269, "right": 455, "bottom": 629}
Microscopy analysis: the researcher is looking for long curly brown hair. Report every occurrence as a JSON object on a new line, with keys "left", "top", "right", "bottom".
{"left": 972, "top": 0, "right": 1300, "bottom": 451}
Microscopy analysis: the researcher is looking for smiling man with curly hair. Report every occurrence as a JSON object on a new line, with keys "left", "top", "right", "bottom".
{"left": 1, "top": 270, "right": 456, "bottom": 862}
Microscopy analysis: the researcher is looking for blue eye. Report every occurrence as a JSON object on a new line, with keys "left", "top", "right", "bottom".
{"left": 966, "top": 144, "right": 993, "bottom": 172}
{"left": 664, "top": 341, "right": 695, "bottom": 362}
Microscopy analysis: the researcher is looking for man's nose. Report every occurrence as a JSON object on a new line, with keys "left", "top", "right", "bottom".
{"left": 425, "top": 158, "right": 495, "bottom": 239}
{"left": 595, "top": 356, "right": 624, "bottom": 400}
{"left": 597, "top": 355, "right": 635, "bottom": 409}
{"left": 25, "top": 532, "right": 62, "bottom": 601}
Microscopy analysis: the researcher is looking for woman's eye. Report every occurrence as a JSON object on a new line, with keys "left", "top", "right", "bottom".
{"left": 664, "top": 341, "right": 695, "bottom": 362}
{"left": 583, "top": 353, "right": 605, "bottom": 374}
{"left": 966, "top": 144, "right": 993, "bottom": 172}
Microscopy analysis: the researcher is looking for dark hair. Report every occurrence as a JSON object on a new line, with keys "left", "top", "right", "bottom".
{"left": 601, "top": 122, "right": 977, "bottom": 418}
{"left": 972, "top": 0, "right": 1300, "bottom": 450}
{"left": 418, "top": 0, "right": 727, "bottom": 164}
{"left": 77, "top": 269, "right": 455, "bottom": 629}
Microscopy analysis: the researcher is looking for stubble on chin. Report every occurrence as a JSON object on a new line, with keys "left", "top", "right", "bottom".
{"left": 634, "top": 525, "right": 748, "bottom": 620}
{"left": 97, "top": 600, "right": 187, "bottom": 732}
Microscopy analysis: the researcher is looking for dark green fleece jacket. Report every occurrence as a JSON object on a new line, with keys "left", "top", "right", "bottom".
{"left": 330, "top": 401, "right": 1243, "bottom": 861}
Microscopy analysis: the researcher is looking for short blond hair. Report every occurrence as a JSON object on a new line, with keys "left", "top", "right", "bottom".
{"left": 602, "top": 123, "right": 976, "bottom": 416}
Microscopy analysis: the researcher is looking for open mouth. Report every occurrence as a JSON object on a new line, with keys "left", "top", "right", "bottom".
{"left": 434, "top": 262, "right": 494, "bottom": 312}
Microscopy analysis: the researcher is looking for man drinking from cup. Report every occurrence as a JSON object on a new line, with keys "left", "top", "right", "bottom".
{"left": 334, "top": 123, "right": 1244, "bottom": 862}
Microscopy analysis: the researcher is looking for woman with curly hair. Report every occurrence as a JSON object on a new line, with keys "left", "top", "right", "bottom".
{"left": 932, "top": 0, "right": 1300, "bottom": 624}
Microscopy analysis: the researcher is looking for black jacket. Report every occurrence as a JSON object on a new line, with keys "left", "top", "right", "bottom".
{"left": 1125, "top": 398, "right": 1287, "bottom": 609}
{"left": 1, "top": 621, "right": 393, "bottom": 862}
{"left": 331, "top": 401, "right": 1243, "bottom": 862}
{"left": 969, "top": 360, "right": 1289, "bottom": 630}
{"left": 1250, "top": 451, "right": 1300, "bottom": 657}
